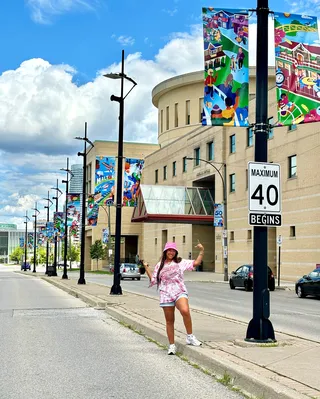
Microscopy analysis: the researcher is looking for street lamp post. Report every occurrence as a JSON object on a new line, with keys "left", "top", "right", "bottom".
{"left": 50, "top": 179, "right": 63, "bottom": 277}
{"left": 23, "top": 211, "right": 30, "bottom": 271}
{"left": 60, "top": 157, "right": 74, "bottom": 280}
{"left": 104, "top": 49, "right": 137, "bottom": 295}
{"left": 186, "top": 157, "right": 228, "bottom": 281}
{"left": 32, "top": 202, "right": 40, "bottom": 273}
{"left": 43, "top": 191, "right": 53, "bottom": 274}
{"left": 75, "top": 122, "right": 94, "bottom": 285}
{"left": 246, "top": 0, "right": 275, "bottom": 342}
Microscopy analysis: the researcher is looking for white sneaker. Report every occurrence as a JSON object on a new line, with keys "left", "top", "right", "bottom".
{"left": 186, "top": 334, "right": 202, "bottom": 346}
{"left": 167, "top": 344, "right": 177, "bottom": 355}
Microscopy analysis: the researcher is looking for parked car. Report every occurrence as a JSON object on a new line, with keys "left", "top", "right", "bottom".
{"left": 229, "top": 264, "right": 275, "bottom": 291}
{"left": 120, "top": 263, "right": 141, "bottom": 280}
{"left": 295, "top": 269, "right": 320, "bottom": 298}
{"left": 21, "top": 262, "right": 31, "bottom": 271}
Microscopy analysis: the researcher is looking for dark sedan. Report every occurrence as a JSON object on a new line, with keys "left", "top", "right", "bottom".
{"left": 229, "top": 264, "right": 275, "bottom": 291}
{"left": 295, "top": 269, "right": 320, "bottom": 298}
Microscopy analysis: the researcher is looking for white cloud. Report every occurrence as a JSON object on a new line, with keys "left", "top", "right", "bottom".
{"left": 0, "top": 22, "right": 276, "bottom": 226}
{"left": 113, "top": 35, "right": 136, "bottom": 46}
{"left": 26, "top": 0, "right": 100, "bottom": 24}
{"left": 162, "top": 8, "right": 178, "bottom": 17}
{"left": 285, "top": 0, "right": 320, "bottom": 16}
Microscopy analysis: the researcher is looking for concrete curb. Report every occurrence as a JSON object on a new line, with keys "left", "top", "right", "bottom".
{"left": 39, "top": 276, "right": 314, "bottom": 399}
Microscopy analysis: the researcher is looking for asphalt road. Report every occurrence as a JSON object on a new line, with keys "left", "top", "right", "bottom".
{"left": 65, "top": 272, "right": 320, "bottom": 343}
{"left": 0, "top": 268, "right": 243, "bottom": 399}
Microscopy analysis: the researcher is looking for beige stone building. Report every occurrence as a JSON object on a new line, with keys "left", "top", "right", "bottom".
{"left": 85, "top": 68, "right": 320, "bottom": 282}
{"left": 140, "top": 68, "right": 320, "bottom": 281}
{"left": 84, "top": 141, "right": 159, "bottom": 270}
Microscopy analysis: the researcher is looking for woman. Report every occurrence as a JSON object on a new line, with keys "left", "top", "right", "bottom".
{"left": 144, "top": 241, "right": 204, "bottom": 355}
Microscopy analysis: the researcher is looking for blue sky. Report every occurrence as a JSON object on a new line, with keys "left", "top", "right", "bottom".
{"left": 0, "top": 0, "right": 319, "bottom": 229}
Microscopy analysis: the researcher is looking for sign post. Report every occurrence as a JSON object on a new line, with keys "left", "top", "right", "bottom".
{"left": 277, "top": 235, "right": 282, "bottom": 287}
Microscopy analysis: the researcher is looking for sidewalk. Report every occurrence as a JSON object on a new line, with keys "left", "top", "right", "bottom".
{"left": 20, "top": 271, "right": 318, "bottom": 399}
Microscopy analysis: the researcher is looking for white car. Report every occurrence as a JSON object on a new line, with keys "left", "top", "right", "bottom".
{"left": 120, "top": 263, "right": 141, "bottom": 280}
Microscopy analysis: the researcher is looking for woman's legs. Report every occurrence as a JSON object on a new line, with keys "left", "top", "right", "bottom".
{"left": 175, "top": 297, "right": 192, "bottom": 335}
{"left": 162, "top": 306, "right": 175, "bottom": 344}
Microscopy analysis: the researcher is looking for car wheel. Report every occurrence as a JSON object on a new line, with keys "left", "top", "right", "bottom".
{"left": 120, "top": 276, "right": 124, "bottom": 280}
{"left": 137, "top": 277, "right": 141, "bottom": 281}
{"left": 297, "top": 285, "right": 306, "bottom": 298}
{"left": 244, "top": 280, "right": 251, "bottom": 292}
{"left": 229, "top": 280, "right": 235, "bottom": 289}
{"left": 269, "top": 282, "right": 275, "bottom": 292}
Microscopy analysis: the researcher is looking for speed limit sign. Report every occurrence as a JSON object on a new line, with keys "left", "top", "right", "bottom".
{"left": 248, "top": 162, "right": 281, "bottom": 226}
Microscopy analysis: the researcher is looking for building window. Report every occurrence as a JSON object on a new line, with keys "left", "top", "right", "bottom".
{"left": 182, "top": 157, "right": 187, "bottom": 173}
{"left": 199, "top": 97, "right": 204, "bottom": 123}
{"left": 247, "top": 127, "right": 253, "bottom": 147}
{"left": 290, "top": 226, "right": 296, "bottom": 237}
{"left": 247, "top": 230, "right": 252, "bottom": 240}
{"left": 207, "top": 141, "right": 214, "bottom": 161}
{"left": 288, "top": 124, "right": 297, "bottom": 132}
{"left": 172, "top": 161, "right": 176, "bottom": 177}
{"left": 268, "top": 117, "right": 274, "bottom": 139}
{"left": 186, "top": 100, "right": 190, "bottom": 125}
{"left": 163, "top": 165, "right": 167, "bottom": 180}
{"left": 230, "top": 231, "right": 235, "bottom": 241}
{"left": 288, "top": 155, "right": 297, "bottom": 178}
{"left": 230, "top": 134, "right": 236, "bottom": 153}
{"left": 175, "top": 103, "right": 178, "bottom": 127}
{"left": 194, "top": 147, "right": 200, "bottom": 166}
{"left": 172, "top": 236, "right": 175, "bottom": 242}
{"left": 155, "top": 169, "right": 158, "bottom": 184}
{"left": 183, "top": 235, "right": 186, "bottom": 243}
{"left": 155, "top": 237, "right": 157, "bottom": 245}
{"left": 160, "top": 110, "right": 163, "bottom": 133}
{"left": 166, "top": 106, "right": 169, "bottom": 130}
{"left": 229, "top": 173, "right": 235, "bottom": 192}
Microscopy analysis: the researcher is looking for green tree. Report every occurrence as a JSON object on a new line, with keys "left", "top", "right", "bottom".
{"left": 67, "top": 244, "right": 80, "bottom": 268}
{"left": 10, "top": 247, "right": 24, "bottom": 264}
{"left": 90, "top": 240, "right": 106, "bottom": 269}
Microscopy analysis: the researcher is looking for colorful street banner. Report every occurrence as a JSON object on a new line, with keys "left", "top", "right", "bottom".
{"left": 54, "top": 212, "right": 65, "bottom": 240}
{"left": 274, "top": 13, "right": 320, "bottom": 126}
{"left": 67, "top": 193, "right": 81, "bottom": 237}
{"left": 94, "top": 157, "right": 115, "bottom": 206}
{"left": 27, "top": 232, "right": 34, "bottom": 248}
{"left": 38, "top": 227, "right": 46, "bottom": 246}
{"left": 123, "top": 158, "right": 144, "bottom": 207}
{"left": 213, "top": 204, "right": 224, "bottom": 227}
{"left": 46, "top": 222, "right": 55, "bottom": 243}
{"left": 202, "top": 8, "right": 249, "bottom": 127}
{"left": 87, "top": 194, "right": 99, "bottom": 226}
{"left": 102, "top": 228, "right": 109, "bottom": 244}
{"left": 19, "top": 237, "right": 24, "bottom": 248}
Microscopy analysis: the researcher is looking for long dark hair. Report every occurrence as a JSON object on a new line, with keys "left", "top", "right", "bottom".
{"left": 156, "top": 250, "right": 182, "bottom": 288}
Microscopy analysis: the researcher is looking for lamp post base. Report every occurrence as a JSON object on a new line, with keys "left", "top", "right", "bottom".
{"left": 78, "top": 277, "right": 86, "bottom": 285}
{"left": 246, "top": 317, "right": 276, "bottom": 342}
{"left": 62, "top": 273, "right": 68, "bottom": 280}
{"left": 110, "top": 284, "right": 122, "bottom": 295}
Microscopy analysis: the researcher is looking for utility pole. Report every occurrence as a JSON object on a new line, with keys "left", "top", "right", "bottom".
{"left": 32, "top": 202, "right": 40, "bottom": 273}
{"left": 246, "top": 0, "right": 275, "bottom": 342}
{"left": 43, "top": 191, "right": 53, "bottom": 275}
{"left": 61, "top": 157, "right": 74, "bottom": 280}
{"left": 50, "top": 180, "right": 63, "bottom": 277}
{"left": 75, "top": 122, "right": 94, "bottom": 285}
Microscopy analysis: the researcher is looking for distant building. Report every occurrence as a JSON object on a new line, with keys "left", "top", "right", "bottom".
{"left": 0, "top": 223, "right": 25, "bottom": 263}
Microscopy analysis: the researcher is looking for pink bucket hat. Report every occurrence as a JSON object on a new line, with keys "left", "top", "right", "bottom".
{"left": 163, "top": 242, "right": 178, "bottom": 253}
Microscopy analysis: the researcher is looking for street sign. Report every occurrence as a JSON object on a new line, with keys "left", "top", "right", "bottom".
{"left": 277, "top": 235, "right": 282, "bottom": 246}
{"left": 248, "top": 162, "right": 281, "bottom": 226}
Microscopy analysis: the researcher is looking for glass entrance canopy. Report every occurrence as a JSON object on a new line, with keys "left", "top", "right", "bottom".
{"left": 131, "top": 185, "right": 215, "bottom": 225}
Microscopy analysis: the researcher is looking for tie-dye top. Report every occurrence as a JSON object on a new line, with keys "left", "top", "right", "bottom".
{"left": 149, "top": 259, "right": 195, "bottom": 303}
